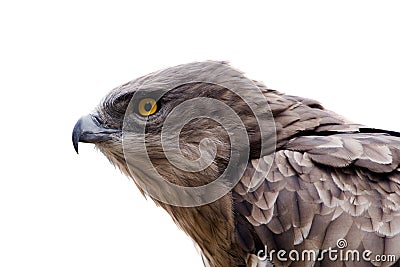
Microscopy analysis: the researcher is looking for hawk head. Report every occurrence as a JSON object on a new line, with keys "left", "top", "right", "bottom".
{"left": 72, "top": 61, "right": 275, "bottom": 206}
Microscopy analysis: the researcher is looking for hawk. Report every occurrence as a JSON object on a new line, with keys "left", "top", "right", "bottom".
{"left": 72, "top": 61, "right": 400, "bottom": 266}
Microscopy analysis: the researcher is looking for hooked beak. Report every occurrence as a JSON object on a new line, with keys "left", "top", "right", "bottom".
{"left": 72, "top": 113, "right": 120, "bottom": 154}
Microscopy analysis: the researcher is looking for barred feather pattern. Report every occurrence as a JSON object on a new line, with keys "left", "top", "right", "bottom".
{"left": 234, "top": 89, "right": 400, "bottom": 267}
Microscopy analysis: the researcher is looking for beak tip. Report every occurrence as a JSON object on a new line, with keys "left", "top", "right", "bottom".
{"left": 73, "top": 142, "right": 79, "bottom": 154}
{"left": 72, "top": 119, "right": 82, "bottom": 154}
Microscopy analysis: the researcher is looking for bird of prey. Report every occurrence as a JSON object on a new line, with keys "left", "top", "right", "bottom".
{"left": 72, "top": 61, "right": 400, "bottom": 267}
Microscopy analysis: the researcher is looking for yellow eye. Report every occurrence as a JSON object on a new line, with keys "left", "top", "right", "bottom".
{"left": 138, "top": 98, "right": 158, "bottom": 116}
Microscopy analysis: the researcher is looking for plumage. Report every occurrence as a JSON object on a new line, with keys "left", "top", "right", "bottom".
{"left": 73, "top": 61, "right": 400, "bottom": 266}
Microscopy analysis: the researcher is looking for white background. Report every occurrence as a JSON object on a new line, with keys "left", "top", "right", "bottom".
{"left": 1, "top": 1, "right": 399, "bottom": 266}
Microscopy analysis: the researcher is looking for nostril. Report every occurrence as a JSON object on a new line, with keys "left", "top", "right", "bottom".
{"left": 91, "top": 113, "right": 103, "bottom": 126}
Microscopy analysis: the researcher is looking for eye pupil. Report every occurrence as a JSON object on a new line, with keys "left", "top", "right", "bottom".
{"left": 144, "top": 102, "right": 152, "bottom": 112}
